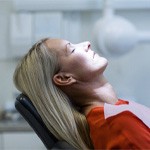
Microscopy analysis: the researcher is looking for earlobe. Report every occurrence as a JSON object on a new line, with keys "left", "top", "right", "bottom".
{"left": 53, "top": 73, "right": 76, "bottom": 86}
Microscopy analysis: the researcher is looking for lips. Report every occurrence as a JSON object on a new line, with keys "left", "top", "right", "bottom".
{"left": 88, "top": 49, "right": 96, "bottom": 59}
{"left": 93, "top": 51, "right": 96, "bottom": 59}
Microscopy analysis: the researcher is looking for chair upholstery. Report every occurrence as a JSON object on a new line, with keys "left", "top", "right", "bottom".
{"left": 15, "top": 93, "right": 76, "bottom": 150}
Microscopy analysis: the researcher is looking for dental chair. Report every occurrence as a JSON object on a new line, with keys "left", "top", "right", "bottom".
{"left": 15, "top": 93, "right": 76, "bottom": 150}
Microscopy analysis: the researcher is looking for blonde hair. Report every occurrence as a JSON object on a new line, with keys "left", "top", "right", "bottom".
{"left": 13, "top": 38, "right": 93, "bottom": 149}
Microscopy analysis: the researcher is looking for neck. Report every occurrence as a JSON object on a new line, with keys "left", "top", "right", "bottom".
{"left": 69, "top": 75, "right": 118, "bottom": 115}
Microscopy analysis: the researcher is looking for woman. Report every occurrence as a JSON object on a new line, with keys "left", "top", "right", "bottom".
{"left": 13, "top": 38, "right": 150, "bottom": 149}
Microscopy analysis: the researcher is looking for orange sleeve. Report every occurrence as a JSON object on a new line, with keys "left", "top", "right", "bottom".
{"left": 87, "top": 107, "right": 150, "bottom": 149}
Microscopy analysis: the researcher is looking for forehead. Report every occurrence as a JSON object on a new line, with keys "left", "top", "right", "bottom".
{"left": 45, "top": 38, "right": 69, "bottom": 51}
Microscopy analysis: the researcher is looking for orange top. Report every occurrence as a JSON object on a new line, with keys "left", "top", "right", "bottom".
{"left": 86, "top": 100, "right": 150, "bottom": 149}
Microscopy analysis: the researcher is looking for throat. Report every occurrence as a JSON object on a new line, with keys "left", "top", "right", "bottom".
{"left": 93, "top": 82, "right": 118, "bottom": 104}
{"left": 78, "top": 82, "right": 118, "bottom": 115}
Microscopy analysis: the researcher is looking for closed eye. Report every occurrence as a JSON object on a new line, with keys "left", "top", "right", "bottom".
{"left": 71, "top": 49, "right": 75, "bottom": 53}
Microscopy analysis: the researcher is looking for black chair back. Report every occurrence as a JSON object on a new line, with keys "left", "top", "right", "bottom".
{"left": 15, "top": 93, "right": 76, "bottom": 150}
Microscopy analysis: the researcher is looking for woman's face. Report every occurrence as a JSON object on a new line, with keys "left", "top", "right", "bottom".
{"left": 46, "top": 38, "right": 108, "bottom": 82}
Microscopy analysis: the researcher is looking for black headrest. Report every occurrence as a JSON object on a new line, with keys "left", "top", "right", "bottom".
{"left": 15, "top": 94, "right": 76, "bottom": 150}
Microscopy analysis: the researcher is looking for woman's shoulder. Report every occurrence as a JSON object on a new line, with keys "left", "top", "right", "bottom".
{"left": 87, "top": 99, "right": 150, "bottom": 129}
{"left": 87, "top": 100, "right": 150, "bottom": 149}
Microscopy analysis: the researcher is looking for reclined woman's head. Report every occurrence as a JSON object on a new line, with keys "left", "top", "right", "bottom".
{"left": 13, "top": 38, "right": 94, "bottom": 149}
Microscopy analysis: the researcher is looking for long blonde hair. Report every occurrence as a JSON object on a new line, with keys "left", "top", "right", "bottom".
{"left": 13, "top": 38, "right": 93, "bottom": 149}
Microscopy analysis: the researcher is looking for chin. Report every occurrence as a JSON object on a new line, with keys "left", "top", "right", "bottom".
{"left": 97, "top": 57, "right": 108, "bottom": 72}
{"left": 100, "top": 56, "right": 108, "bottom": 66}
{"left": 102, "top": 56, "right": 108, "bottom": 63}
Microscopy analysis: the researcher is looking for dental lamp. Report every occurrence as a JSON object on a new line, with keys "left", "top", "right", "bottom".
{"left": 93, "top": 0, "right": 150, "bottom": 57}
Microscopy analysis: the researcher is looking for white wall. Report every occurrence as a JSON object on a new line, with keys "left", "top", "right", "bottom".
{"left": 105, "top": 10, "right": 150, "bottom": 106}
{"left": 0, "top": 60, "right": 18, "bottom": 107}
{"left": 0, "top": 0, "right": 150, "bottom": 107}
{"left": 80, "top": 9, "right": 150, "bottom": 107}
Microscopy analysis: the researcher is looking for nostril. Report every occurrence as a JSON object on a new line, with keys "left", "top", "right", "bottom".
{"left": 88, "top": 43, "right": 91, "bottom": 49}
{"left": 83, "top": 41, "right": 91, "bottom": 52}
{"left": 85, "top": 41, "right": 91, "bottom": 51}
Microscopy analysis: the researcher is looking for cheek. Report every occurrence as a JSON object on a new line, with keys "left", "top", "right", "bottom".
{"left": 59, "top": 56, "right": 82, "bottom": 72}
{"left": 59, "top": 54, "right": 108, "bottom": 77}
{"left": 80, "top": 55, "right": 108, "bottom": 70}
{"left": 70, "top": 55, "right": 108, "bottom": 73}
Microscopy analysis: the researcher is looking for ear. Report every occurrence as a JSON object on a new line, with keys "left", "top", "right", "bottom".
{"left": 53, "top": 72, "right": 76, "bottom": 86}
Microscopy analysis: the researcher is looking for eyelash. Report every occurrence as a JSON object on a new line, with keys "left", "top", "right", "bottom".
{"left": 71, "top": 49, "right": 75, "bottom": 53}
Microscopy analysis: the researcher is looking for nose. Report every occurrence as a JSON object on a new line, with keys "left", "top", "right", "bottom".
{"left": 84, "top": 41, "right": 91, "bottom": 52}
